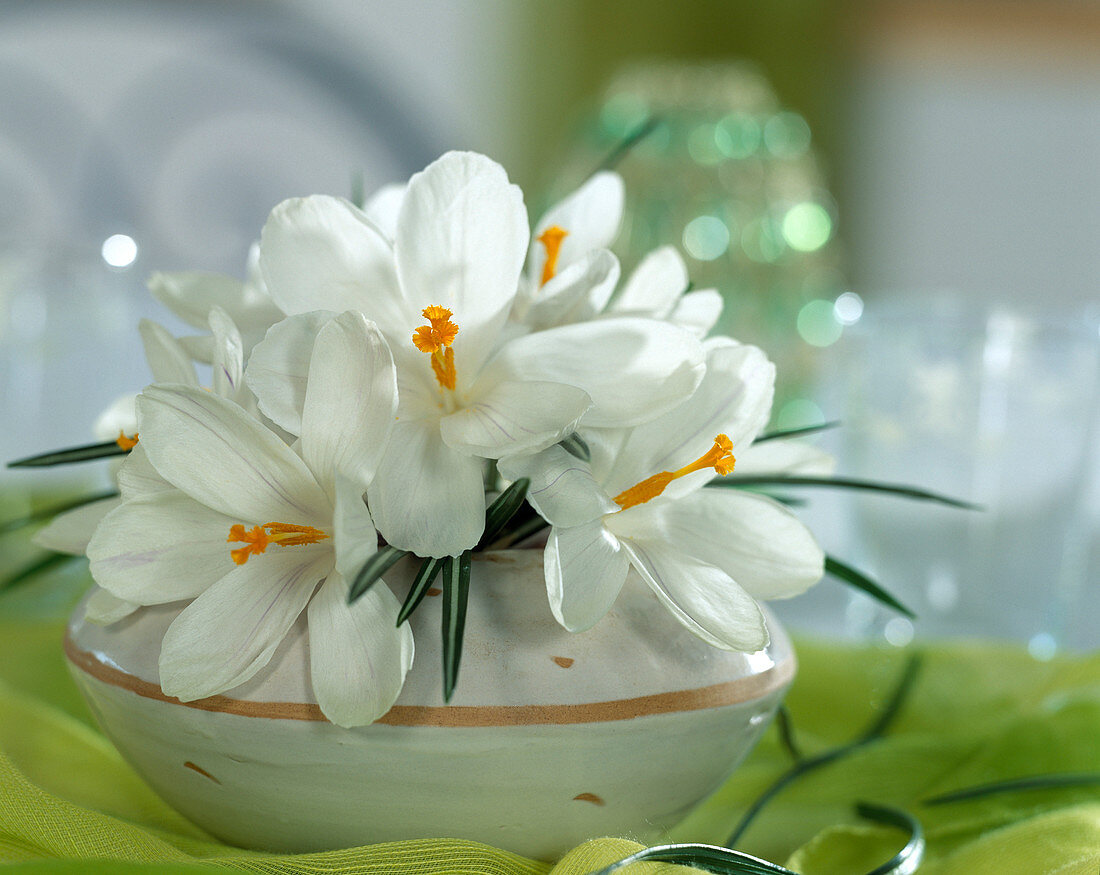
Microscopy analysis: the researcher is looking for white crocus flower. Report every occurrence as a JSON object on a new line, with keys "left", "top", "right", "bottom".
{"left": 511, "top": 171, "right": 625, "bottom": 328}
{"left": 86, "top": 312, "right": 412, "bottom": 727}
{"left": 603, "top": 246, "right": 724, "bottom": 339}
{"left": 499, "top": 340, "right": 825, "bottom": 652}
{"left": 249, "top": 151, "right": 705, "bottom": 558}
{"left": 148, "top": 243, "right": 284, "bottom": 362}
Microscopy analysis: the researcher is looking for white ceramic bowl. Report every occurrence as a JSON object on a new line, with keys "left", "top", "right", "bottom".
{"left": 67, "top": 549, "right": 794, "bottom": 860}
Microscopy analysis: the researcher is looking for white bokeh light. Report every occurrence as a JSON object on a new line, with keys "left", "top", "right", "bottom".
{"left": 101, "top": 234, "right": 138, "bottom": 269}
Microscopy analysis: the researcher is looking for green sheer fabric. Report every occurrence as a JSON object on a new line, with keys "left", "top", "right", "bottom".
{"left": 1, "top": 615, "right": 1097, "bottom": 873}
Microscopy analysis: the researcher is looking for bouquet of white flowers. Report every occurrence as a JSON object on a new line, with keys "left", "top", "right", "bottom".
{"left": 12, "top": 151, "right": 953, "bottom": 735}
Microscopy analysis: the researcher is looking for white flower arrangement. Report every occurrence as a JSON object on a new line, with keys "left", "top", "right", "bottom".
{"left": 14, "top": 150, "right": 948, "bottom": 728}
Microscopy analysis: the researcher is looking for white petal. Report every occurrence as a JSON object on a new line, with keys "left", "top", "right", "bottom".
{"left": 159, "top": 552, "right": 328, "bottom": 700}
{"left": 137, "top": 385, "right": 331, "bottom": 524}
{"left": 544, "top": 522, "right": 630, "bottom": 632}
{"left": 646, "top": 490, "right": 824, "bottom": 600}
{"left": 485, "top": 318, "right": 705, "bottom": 428}
{"left": 259, "top": 196, "right": 407, "bottom": 334}
{"left": 734, "top": 440, "right": 836, "bottom": 477}
{"left": 332, "top": 475, "right": 378, "bottom": 582}
{"left": 149, "top": 270, "right": 283, "bottom": 354}
{"left": 530, "top": 171, "right": 624, "bottom": 280}
{"left": 307, "top": 572, "right": 413, "bottom": 727}
{"left": 92, "top": 394, "right": 138, "bottom": 442}
{"left": 367, "top": 420, "right": 485, "bottom": 557}
{"left": 208, "top": 306, "right": 245, "bottom": 399}
{"left": 498, "top": 444, "right": 617, "bottom": 528}
{"left": 301, "top": 312, "right": 397, "bottom": 491}
{"left": 524, "top": 249, "right": 620, "bottom": 330}
{"left": 362, "top": 183, "right": 406, "bottom": 242}
{"left": 618, "top": 535, "right": 768, "bottom": 652}
{"left": 246, "top": 310, "right": 335, "bottom": 436}
{"left": 116, "top": 444, "right": 173, "bottom": 500}
{"left": 87, "top": 492, "right": 239, "bottom": 604}
{"left": 84, "top": 587, "right": 138, "bottom": 625}
{"left": 440, "top": 380, "right": 591, "bottom": 459}
{"left": 138, "top": 320, "right": 198, "bottom": 386}
{"left": 33, "top": 497, "right": 121, "bottom": 555}
{"left": 670, "top": 289, "right": 723, "bottom": 337}
{"left": 179, "top": 335, "right": 214, "bottom": 365}
{"left": 610, "top": 246, "right": 688, "bottom": 318}
{"left": 603, "top": 340, "right": 774, "bottom": 498}
{"left": 395, "top": 152, "right": 528, "bottom": 379}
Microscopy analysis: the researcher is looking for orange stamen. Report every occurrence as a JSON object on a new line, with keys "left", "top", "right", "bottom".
{"left": 413, "top": 305, "right": 458, "bottom": 390}
{"left": 116, "top": 431, "right": 139, "bottom": 450}
{"left": 614, "top": 434, "right": 735, "bottom": 511}
{"left": 227, "top": 522, "right": 329, "bottom": 565}
{"left": 537, "top": 225, "right": 569, "bottom": 286}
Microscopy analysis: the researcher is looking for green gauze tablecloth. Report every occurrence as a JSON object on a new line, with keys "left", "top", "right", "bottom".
{"left": 1, "top": 614, "right": 1098, "bottom": 874}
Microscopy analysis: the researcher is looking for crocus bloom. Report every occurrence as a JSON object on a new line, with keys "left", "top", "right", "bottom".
{"left": 499, "top": 339, "right": 824, "bottom": 652}
{"left": 250, "top": 151, "right": 705, "bottom": 558}
{"left": 87, "top": 312, "right": 412, "bottom": 727}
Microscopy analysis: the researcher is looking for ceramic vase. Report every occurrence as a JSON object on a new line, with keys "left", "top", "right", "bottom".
{"left": 66, "top": 548, "right": 795, "bottom": 860}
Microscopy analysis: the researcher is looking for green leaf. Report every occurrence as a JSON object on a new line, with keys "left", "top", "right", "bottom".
{"left": 347, "top": 545, "right": 406, "bottom": 605}
{"left": 596, "top": 116, "right": 663, "bottom": 173}
{"left": 923, "top": 772, "right": 1100, "bottom": 805}
{"left": 727, "top": 655, "right": 922, "bottom": 847}
{"left": 440, "top": 551, "right": 472, "bottom": 702}
{"left": 8, "top": 440, "right": 131, "bottom": 468}
{"left": 706, "top": 474, "right": 978, "bottom": 510}
{"left": 858, "top": 653, "right": 922, "bottom": 743}
{"left": 497, "top": 514, "right": 550, "bottom": 549}
{"left": 396, "top": 556, "right": 443, "bottom": 625}
{"left": 477, "top": 477, "right": 530, "bottom": 549}
{"left": 854, "top": 802, "right": 925, "bottom": 875}
{"left": 825, "top": 555, "right": 916, "bottom": 620}
{"left": 0, "top": 489, "right": 119, "bottom": 536}
{"left": 586, "top": 842, "right": 798, "bottom": 875}
{"left": 0, "top": 553, "right": 79, "bottom": 596}
{"left": 753, "top": 421, "right": 841, "bottom": 443}
{"left": 350, "top": 170, "right": 365, "bottom": 209}
{"left": 775, "top": 706, "right": 802, "bottom": 763}
{"left": 559, "top": 433, "right": 591, "bottom": 462}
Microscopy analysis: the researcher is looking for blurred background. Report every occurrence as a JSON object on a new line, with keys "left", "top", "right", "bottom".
{"left": 0, "top": 0, "right": 1097, "bottom": 648}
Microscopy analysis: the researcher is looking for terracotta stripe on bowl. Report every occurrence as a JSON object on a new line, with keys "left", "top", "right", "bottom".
{"left": 65, "top": 634, "right": 795, "bottom": 727}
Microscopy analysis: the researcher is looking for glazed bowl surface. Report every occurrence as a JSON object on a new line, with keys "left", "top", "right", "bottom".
{"left": 67, "top": 549, "right": 795, "bottom": 859}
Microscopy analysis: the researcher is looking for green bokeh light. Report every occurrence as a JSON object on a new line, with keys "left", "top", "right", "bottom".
{"left": 782, "top": 202, "right": 832, "bottom": 252}
{"left": 796, "top": 298, "right": 842, "bottom": 347}
{"left": 776, "top": 397, "right": 826, "bottom": 431}
{"left": 682, "top": 216, "right": 730, "bottom": 261}
{"left": 764, "top": 111, "right": 812, "bottom": 158}
{"left": 716, "top": 113, "right": 762, "bottom": 159}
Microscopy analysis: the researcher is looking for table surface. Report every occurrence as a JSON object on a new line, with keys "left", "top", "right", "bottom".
{"left": 1, "top": 610, "right": 1098, "bottom": 874}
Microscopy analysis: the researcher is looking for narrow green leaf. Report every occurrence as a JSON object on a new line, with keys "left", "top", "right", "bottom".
{"left": 825, "top": 555, "right": 916, "bottom": 620}
{"left": 477, "top": 478, "right": 530, "bottom": 549}
{"left": 0, "top": 489, "right": 119, "bottom": 536}
{"left": 350, "top": 170, "right": 365, "bottom": 209}
{"left": 753, "top": 421, "right": 841, "bottom": 443}
{"left": 497, "top": 514, "right": 550, "bottom": 549}
{"left": 8, "top": 440, "right": 130, "bottom": 468}
{"left": 707, "top": 474, "right": 978, "bottom": 510}
{"left": 559, "top": 433, "right": 591, "bottom": 462}
{"left": 586, "top": 842, "right": 798, "bottom": 875}
{"left": 441, "top": 551, "right": 472, "bottom": 702}
{"left": 347, "top": 545, "right": 406, "bottom": 605}
{"left": 727, "top": 656, "right": 922, "bottom": 847}
{"left": 855, "top": 802, "right": 925, "bottom": 875}
{"left": 595, "top": 115, "right": 663, "bottom": 173}
{"left": 0, "top": 553, "right": 79, "bottom": 595}
{"left": 923, "top": 772, "right": 1100, "bottom": 806}
{"left": 396, "top": 556, "right": 443, "bottom": 625}
{"left": 858, "top": 653, "right": 922, "bottom": 743}
{"left": 775, "top": 706, "right": 802, "bottom": 763}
